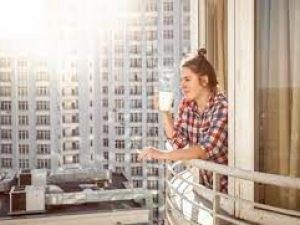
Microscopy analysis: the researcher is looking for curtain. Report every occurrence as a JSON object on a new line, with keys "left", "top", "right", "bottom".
{"left": 206, "top": 0, "right": 227, "bottom": 92}
{"left": 256, "top": 0, "right": 300, "bottom": 210}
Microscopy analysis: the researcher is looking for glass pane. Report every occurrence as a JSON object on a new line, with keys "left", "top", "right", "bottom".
{"left": 255, "top": 0, "right": 300, "bottom": 211}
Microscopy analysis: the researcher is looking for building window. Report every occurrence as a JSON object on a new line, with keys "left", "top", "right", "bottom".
{"left": 0, "top": 87, "right": 11, "bottom": 97}
{"left": 103, "top": 125, "right": 109, "bottom": 134}
{"left": 0, "top": 115, "right": 12, "bottom": 125}
{"left": 163, "top": 16, "right": 173, "bottom": 25}
{"left": 19, "top": 144, "right": 29, "bottom": 154}
{"left": 19, "top": 115, "right": 29, "bottom": 125}
{"left": 19, "top": 159, "right": 29, "bottom": 169}
{"left": 0, "top": 101, "right": 11, "bottom": 111}
{"left": 36, "top": 115, "right": 50, "bottom": 125}
{"left": 1, "top": 158, "right": 12, "bottom": 168}
{"left": 115, "top": 153, "right": 125, "bottom": 162}
{"left": 130, "top": 126, "right": 142, "bottom": 136}
{"left": 147, "top": 180, "right": 159, "bottom": 189}
{"left": 130, "top": 113, "right": 142, "bottom": 123}
{"left": 103, "top": 138, "right": 109, "bottom": 147}
{"left": 163, "top": 1, "right": 173, "bottom": 11}
{"left": 1, "top": 144, "right": 12, "bottom": 154}
{"left": 130, "top": 140, "right": 143, "bottom": 149}
{"left": 114, "top": 99, "right": 124, "bottom": 108}
{"left": 37, "top": 144, "right": 50, "bottom": 154}
{"left": 37, "top": 87, "right": 49, "bottom": 96}
{"left": 130, "top": 99, "right": 142, "bottom": 109}
{"left": 131, "top": 153, "right": 139, "bottom": 163}
{"left": 103, "top": 152, "right": 109, "bottom": 160}
{"left": 131, "top": 166, "right": 143, "bottom": 176}
{"left": 0, "top": 129, "right": 12, "bottom": 139}
{"left": 147, "top": 113, "right": 158, "bottom": 123}
{"left": 115, "top": 126, "right": 125, "bottom": 135}
{"left": 18, "top": 87, "right": 28, "bottom": 96}
{"left": 0, "top": 72, "right": 11, "bottom": 82}
{"left": 18, "top": 101, "right": 28, "bottom": 111}
{"left": 115, "top": 85, "right": 124, "bottom": 95}
{"left": 163, "top": 30, "right": 173, "bottom": 39}
{"left": 115, "top": 139, "right": 125, "bottom": 149}
{"left": 37, "top": 159, "right": 51, "bottom": 169}
{"left": 19, "top": 130, "right": 29, "bottom": 140}
{"left": 133, "top": 180, "right": 143, "bottom": 188}
{"left": 36, "top": 130, "right": 50, "bottom": 140}
{"left": 36, "top": 101, "right": 50, "bottom": 111}
{"left": 147, "top": 127, "right": 158, "bottom": 137}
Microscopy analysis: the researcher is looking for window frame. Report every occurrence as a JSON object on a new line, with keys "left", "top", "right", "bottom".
{"left": 228, "top": 0, "right": 300, "bottom": 224}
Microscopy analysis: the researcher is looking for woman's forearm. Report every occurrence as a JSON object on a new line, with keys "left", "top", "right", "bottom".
{"left": 164, "top": 145, "right": 208, "bottom": 161}
{"left": 162, "top": 112, "right": 174, "bottom": 138}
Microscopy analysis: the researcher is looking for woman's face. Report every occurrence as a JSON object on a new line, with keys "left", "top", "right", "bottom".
{"left": 180, "top": 67, "right": 208, "bottom": 101}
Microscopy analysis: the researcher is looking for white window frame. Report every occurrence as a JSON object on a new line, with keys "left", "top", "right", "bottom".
{"left": 228, "top": 0, "right": 300, "bottom": 224}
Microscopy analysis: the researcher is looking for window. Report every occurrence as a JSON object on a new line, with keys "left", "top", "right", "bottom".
{"left": 36, "top": 101, "right": 50, "bottom": 110}
{"left": 163, "top": 1, "right": 173, "bottom": 11}
{"left": 115, "top": 126, "right": 125, "bottom": 135}
{"left": 115, "top": 85, "right": 124, "bottom": 95}
{"left": 1, "top": 144, "right": 12, "bottom": 154}
{"left": 114, "top": 99, "right": 124, "bottom": 108}
{"left": 115, "top": 153, "right": 125, "bottom": 163}
{"left": 36, "top": 115, "right": 50, "bottom": 125}
{"left": 229, "top": 1, "right": 300, "bottom": 223}
{"left": 37, "top": 87, "right": 49, "bottom": 96}
{"left": 18, "top": 87, "right": 28, "bottom": 96}
{"left": 130, "top": 139, "right": 142, "bottom": 149}
{"left": 115, "top": 139, "right": 125, "bottom": 149}
{"left": 131, "top": 166, "right": 142, "bottom": 176}
{"left": 163, "top": 16, "right": 173, "bottom": 25}
{"left": 19, "top": 115, "right": 29, "bottom": 125}
{"left": 103, "top": 152, "right": 109, "bottom": 160}
{"left": 19, "top": 144, "right": 29, "bottom": 154}
{"left": 130, "top": 126, "right": 142, "bottom": 136}
{"left": 147, "top": 113, "right": 158, "bottom": 123}
{"left": 36, "top": 72, "right": 49, "bottom": 81}
{"left": 0, "top": 101, "right": 11, "bottom": 111}
{"left": 19, "top": 130, "right": 29, "bottom": 140}
{"left": 37, "top": 159, "right": 51, "bottom": 169}
{"left": 103, "top": 138, "right": 109, "bottom": 147}
{"left": 0, "top": 87, "right": 11, "bottom": 97}
{"left": 0, "top": 72, "right": 11, "bottom": 81}
{"left": 18, "top": 101, "right": 28, "bottom": 110}
{"left": 103, "top": 125, "right": 109, "bottom": 134}
{"left": 130, "top": 113, "right": 142, "bottom": 122}
{"left": 19, "top": 159, "right": 29, "bottom": 169}
{"left": 37, "top": 144, "right": 50, "bottom": 154}
{"left": 147, "top": 127, "right": 158, "bottom": 137}
{"left": 133, "top": 180, "right": 143, "bottom": 188}
{"left": 1, "top": 158, "right": 12, "bottom": 168}
{"left": 163, "top": 30, "right": 173, "bottom": 39}
{"left": 0, "top": 129, "right": 12, "bottom": 139}
{"left": 36, "top": 130, "right": 50, "bottom": 140}
{"left": 131, "top": 153, "right": 139, "bottom": 163}
{"left": 0, "top": 115, "right": 11, "bottom": 125}
{"left": 130, "top": 99, "right": 142, "bottom": 108}
{"left": 147, "top": 180, "right": 158, "bottom": 189}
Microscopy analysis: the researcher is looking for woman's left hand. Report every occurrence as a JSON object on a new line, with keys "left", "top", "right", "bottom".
{"left": 138, "top": 147, "right": 167, "bottom": 161}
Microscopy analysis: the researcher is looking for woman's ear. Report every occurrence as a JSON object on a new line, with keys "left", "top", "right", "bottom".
{"left": 199, "top": 75, "right": 209, "bottom": 87}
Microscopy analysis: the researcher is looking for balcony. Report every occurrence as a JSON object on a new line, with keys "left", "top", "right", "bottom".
{"left": 165, "top": 160, "right": 300, "bottom": 225}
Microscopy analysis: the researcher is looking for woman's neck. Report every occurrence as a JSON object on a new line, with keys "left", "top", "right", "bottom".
{"left": 195, "top": 89, "right": 211, "bottom": 113}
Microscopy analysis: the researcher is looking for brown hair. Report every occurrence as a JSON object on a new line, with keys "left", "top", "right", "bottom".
{"left": 180, "top": 48, "right": 218, "bottom": 89}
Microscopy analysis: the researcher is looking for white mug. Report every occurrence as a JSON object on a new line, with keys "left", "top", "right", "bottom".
{"left": 159, "top": 91, "right": 173, "bottom": 112}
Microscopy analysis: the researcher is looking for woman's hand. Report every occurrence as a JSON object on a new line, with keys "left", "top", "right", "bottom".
{"left": 138, "top": 147, "right": 167, "bottom": 161}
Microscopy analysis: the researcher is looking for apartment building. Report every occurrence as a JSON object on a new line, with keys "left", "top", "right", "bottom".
{"left": 0, "top": 0, "right": 193, "bottom": 223}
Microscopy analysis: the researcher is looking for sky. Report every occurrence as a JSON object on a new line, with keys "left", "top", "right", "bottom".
{"left": 0, "top": 0, "right": 47, "bottom": 39}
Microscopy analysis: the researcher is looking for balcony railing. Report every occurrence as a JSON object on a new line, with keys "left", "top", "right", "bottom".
{"left": 165, "top": 160, "right": 300, "bottom": 225}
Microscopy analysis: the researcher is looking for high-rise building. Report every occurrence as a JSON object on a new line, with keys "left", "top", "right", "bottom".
{"left": 0, "top": 0, "right": 192, "bottom": 223}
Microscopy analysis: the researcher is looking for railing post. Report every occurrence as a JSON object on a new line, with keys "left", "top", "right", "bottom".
{"left": 213, "top": 172, "right": 221, "bottom": 225}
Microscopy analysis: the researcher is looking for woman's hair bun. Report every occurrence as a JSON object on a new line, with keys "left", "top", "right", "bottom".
{"left": 197, "top": 48, "right": 207, "bottom": 57}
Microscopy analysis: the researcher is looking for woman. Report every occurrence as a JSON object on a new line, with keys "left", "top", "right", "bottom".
{"left": 138, "top": 48, "right": 228, "bottom": 193}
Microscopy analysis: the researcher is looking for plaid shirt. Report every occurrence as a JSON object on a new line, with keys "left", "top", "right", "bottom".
{"left": 171, "top": 91, "right": 228, "bottom": 193}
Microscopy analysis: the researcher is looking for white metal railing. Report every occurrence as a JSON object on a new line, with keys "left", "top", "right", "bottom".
{"left": 165, "top": 159, "right": 300, "bottom": 225}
